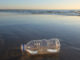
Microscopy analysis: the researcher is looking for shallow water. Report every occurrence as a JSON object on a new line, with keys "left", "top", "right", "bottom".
{"left": 0, "top": 12, "right": 80, "bottom": 60}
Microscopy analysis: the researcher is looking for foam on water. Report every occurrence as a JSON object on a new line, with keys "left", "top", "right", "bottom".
{"left": 0, "top": 9, "right": 80, "bottom": 16}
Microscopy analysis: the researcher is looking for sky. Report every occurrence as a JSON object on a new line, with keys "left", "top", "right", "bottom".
{"left": 0, "top": 0, "right": 80, "bottom": 9}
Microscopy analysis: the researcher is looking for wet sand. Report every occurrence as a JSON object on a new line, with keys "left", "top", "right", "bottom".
{"left": 0, "top": 12, "right": 80, "bottom": 60}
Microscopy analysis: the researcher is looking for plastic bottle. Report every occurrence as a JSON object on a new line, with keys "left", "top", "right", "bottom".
{"left": 21, "top": 38, "right": 60, "bottom": 55}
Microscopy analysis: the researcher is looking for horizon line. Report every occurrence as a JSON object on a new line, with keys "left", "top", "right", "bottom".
{"left": 0, "top": 9, "right": 80, "bottom": 10}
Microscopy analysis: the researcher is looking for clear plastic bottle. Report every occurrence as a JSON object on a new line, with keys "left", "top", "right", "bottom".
{"left": 21, "top": 38, "right": 60, "bottom": 55}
